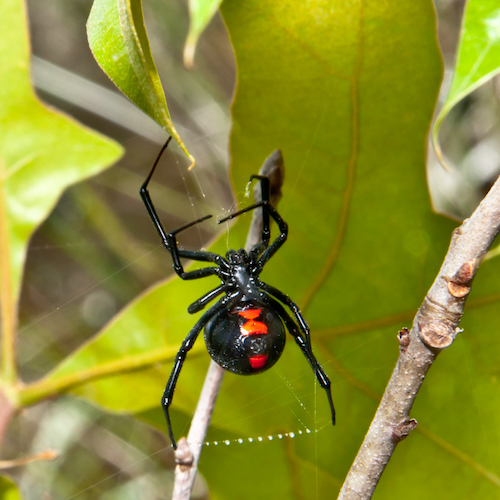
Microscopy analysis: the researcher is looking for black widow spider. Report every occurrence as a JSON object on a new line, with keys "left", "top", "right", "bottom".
{"left": 140, "top": 137, "right": 335, "bottom": 449}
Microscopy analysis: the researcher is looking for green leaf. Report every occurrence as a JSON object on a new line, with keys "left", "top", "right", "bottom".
{"left": 26, "top": 1, "right": 500, "bottom": 498}
{"left": 184, "top": 0, "right": 223, "bottom": 68}
{"left": 432, "top": 0, "right": 500, "bottom": 164}
{"left": 20, "top": 277, "right": 210, "bottom": 413}
{"left": 0, "top": 476, "right": 22, "bottom": 500}
{"left": 87, "top": 0, "right": 194, "bottom": 164}
{"left": 0, "top": 0, "right": 122, "bottom": 384}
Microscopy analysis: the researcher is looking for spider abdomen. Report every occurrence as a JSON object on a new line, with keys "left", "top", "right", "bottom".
{"left": 204, "top": 302, "right": 286, "bottom": 375}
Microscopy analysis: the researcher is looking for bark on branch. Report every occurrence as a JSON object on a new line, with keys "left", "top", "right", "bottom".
{"left": 338, "top": 175, "right": 500, "bottom": 499}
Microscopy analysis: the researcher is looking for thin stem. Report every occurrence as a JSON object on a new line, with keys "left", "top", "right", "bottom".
{"left": 338, "top": 174, "right": 500, "bottom": 499}
{"left": 172, "top": 150, "right": 285, "bottom": 500}
{"left": 172, "top": 361, "right": 225, "bottom": 499}
{"left": 18, "top": 344, "right": 198, "bottom": 407}
{"left": 0, "top": 449, "right": 58, "bottom": 470}
{"left": 0, "top": 177, "right": 18, "bottom": 385}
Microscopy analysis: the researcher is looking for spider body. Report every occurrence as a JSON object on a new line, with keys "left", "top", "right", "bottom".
{"left": 204, "top": 300, "right": 286, "bottom": 374}
{"left": 203, "top": 248, "right": 287, "bottom": 374}
{"left": 140, "top": 138, "right": 335, "bottom": 449}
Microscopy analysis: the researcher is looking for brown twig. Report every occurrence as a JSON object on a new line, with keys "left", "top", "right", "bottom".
{"left": 0, "top": 449, "right": 58, "bottom": 470}
{"left": 172, "top": 150, "right": 285, "bottom": 499}
{"left": 338, "top": 174, "right": 500, "bottom": 499}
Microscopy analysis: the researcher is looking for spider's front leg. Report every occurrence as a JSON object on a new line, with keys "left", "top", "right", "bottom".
{"left": 217, "top": 196, "right": 288, "bottom": 273}
{"left": 140, "top": 139, "right": 229, "bottom": 280}
{"left": 249, "top": 174, "right": 271, "bottom": 246}
{"left": 165, "top": 220, "right": 229, "bottom": 280}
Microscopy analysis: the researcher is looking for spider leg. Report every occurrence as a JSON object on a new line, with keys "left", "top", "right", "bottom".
{"left": 162, "top": 296, "right": 233, "bottom": 449}
{"left": 218, "top": 199, "right": 288, "bottom": 273}
{"left": 266, "top": 296, "right": 336, "bottom": 426}
{"left": 140, "top": 137, "right": 174, "bottom": 246}
{"left": 165, "top": 223, "right": 229, "bottom": 280}
{"left": 249, "top": 175, "right": 271, "bottom": 246}
{"left": 140, "top": 140, "right": 229, "bottom": 279}
{"left": 187, "top": 284, "right": 228, "bottom": 314}
{"left": 259, "top": 282, "right": 312, "bottom": 350}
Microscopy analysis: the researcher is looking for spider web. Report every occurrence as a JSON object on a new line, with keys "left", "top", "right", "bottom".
{"left": 12, "top": 136, "right": 343, "bottom": 499}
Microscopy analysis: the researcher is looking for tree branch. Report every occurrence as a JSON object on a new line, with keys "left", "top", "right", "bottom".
{"left": 338, "top": 174, "right": 500, "bottom": 499}
{"left": 172, "top": 150, "right": 285, "bottom": 499}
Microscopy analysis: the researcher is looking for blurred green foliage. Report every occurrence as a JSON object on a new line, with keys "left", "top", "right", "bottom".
{"left": 2, "top": 0, "right": 500, "bottom": 499}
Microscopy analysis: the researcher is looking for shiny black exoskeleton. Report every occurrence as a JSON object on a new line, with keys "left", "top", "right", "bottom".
{"left": 140, "top": 138, "right": 335, "bottom": 449}
{"left": 205, "top": 301, "right": 286, "bottom": 374}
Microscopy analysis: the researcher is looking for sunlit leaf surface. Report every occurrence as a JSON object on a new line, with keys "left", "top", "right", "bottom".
{"left": 87, "top": 0, "right": 193, "bottom": 162}
{"left": 0, "top": 476, "right": 22, "bottom": 500}
{"left": 40, "top": 0, "right": 500, "bottom": 498}
{"left": 0, "top": 0, "right": 122, "bottom": 382}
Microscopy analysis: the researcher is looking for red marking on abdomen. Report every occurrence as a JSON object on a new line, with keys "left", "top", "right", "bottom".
{"left": 238, "top": 309, "right": 261, "bottom": 320}
{"left": 241, "top": 320, "right": 268, "bottom": 336}
{"left": 249, "top": 354, "right": 268, "bottom": 369}
{"left": 237, "top": 309, "right": 268, "bottom": 336}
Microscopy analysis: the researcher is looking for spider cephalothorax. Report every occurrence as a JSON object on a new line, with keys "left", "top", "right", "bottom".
{"left": 140, "top": 137, "right": 335, "bottom": 449}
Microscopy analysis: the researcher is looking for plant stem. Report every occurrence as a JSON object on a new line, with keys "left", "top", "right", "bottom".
{"left": 172, "top": 361, "right": 225, "bottom": 499}
{"left": 18, "top": 344, "right": 197, "bottom": 407}
{"left": 0, "top": 179, "right": 18, "bottom": 385}
{"left": 0, "top": 449, "right": 57, "bottom": 470}
{"left": 338, "top": 174, "right": 500, "bottom": 499}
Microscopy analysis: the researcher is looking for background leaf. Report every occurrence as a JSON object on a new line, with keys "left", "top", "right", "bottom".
{"left": 184, "top": 0, "right": 223, "bottom": 68}
{"left": 87, "top": 0, "right": 193, "bottom": 162}
{"left": 13, "top": 0, "right": 500, "bottom": 498}
{"left": 0, "top": 0, "right": 122, "bottom": 383}
{"left": 0, "top": 0, "right": 122, "bottom": 308}
{"left": 40, "top": 0, "right": 500, "bottom": 498}
{"left": 433, "top": 0, "right": 500, "bottom": 163}
{"left": 0, "top": 476, "right": 22, "bottom": 500}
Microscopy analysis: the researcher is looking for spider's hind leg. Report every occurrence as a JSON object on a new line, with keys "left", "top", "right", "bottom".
{"left": 266, "top": 296, "right": 336, "bottom": 426}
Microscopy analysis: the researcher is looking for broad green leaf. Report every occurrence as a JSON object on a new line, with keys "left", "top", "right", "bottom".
{"left": 0, "top": 476, "right": 22, "bottom": 500}
{"left": 0, "top": 0, "right": 122, "bottom": 383}
{"left": 87, "top": 0, "right": 194, "bottom": 164}
{"left": 20, "top": 277, "right": 211, "bottom": 412}
{"left": 28, "top": 1, "right": 500, "bottom": 498}
{"left": 432, "top": 0, "right": 500, "bottom": 163}
{"left": 184, "top": 0, "right": 223, "bottom": 68}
